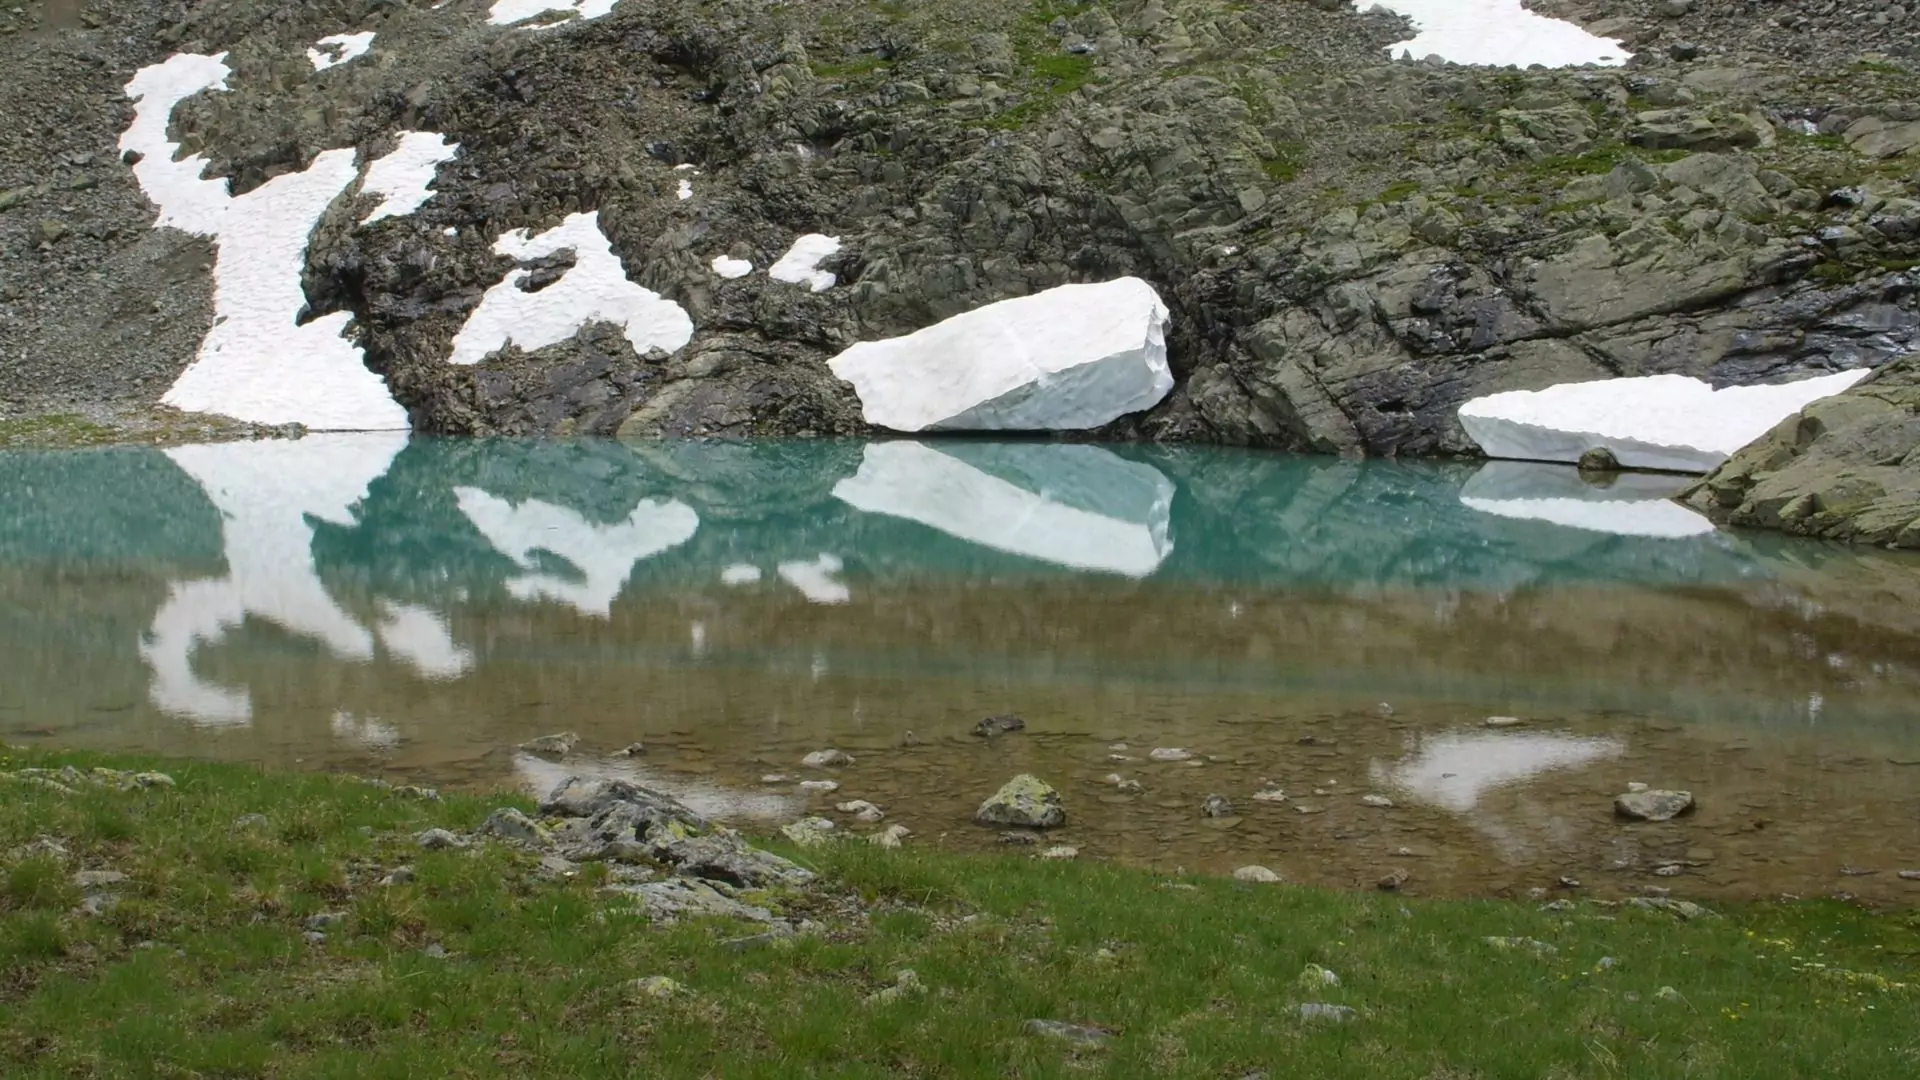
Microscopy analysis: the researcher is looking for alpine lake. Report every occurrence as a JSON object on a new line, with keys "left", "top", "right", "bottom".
{"left": 3, "top": 435, "right": 1918, "bottom": 904}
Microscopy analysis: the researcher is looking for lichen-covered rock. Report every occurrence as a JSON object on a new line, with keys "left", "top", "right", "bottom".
{"left": 973, "top": 774, "right": 1066, "bottom": 829}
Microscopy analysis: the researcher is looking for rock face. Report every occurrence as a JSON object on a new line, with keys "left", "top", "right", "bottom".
{"left": 827, "top": 278, "right": 1173, "bottom": 432}
{"left": 973, "top": 774, "right": 1066, "bottom": 829}
{"left": 1685, "top": 356, "right": 1920, "bottom": 548}
{"left": 1458, "top": 371, "right": 1872, "bottom": 473}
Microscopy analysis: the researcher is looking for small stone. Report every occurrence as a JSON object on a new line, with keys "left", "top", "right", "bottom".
{"left": 1361, "top": 794, "right": 1394, "bottom": 808}
{"left": 863, "top": 969, "right": 924, "bottom": 1005}
{"left": 836, "top": 799, "right": 886, "bottom": 823}
{"left": 1654, "top": 986, "right": 1683, "bottom": 1002}
{"left": 393, "top": 785, "right": 440, "bottom": 801}
{"left": 1250, "top": 784, "right": 1288, "bottom": 804}
{"left": 802, "top": 748, "right": 853, "bottom": 768}
{"left": 1899, "top": 870, "right": 1920, "bottom": 881}
{"left": 1297, "top": 1003, "right": 1356, "bottom": 1023}
{"left": 382, "top": 866, "right": 416, "bottom": 886}
{"left": 121, "top": 149, "right": 144, "bottom": 166}
{"left": 1025, "top": 1019, "right": 1113, "bottom": 1045}
{"left": 231, "top": 813, "right": 269, "bottom": 831}
{"left": 1234, "top": 865, "right": 1283, "bottom": 883}
{"left": 972, "top": 715, "right": 1026, "bottom": 738}
{"left": 1626, "top": 782, "right": 1649, "bottom": 793}
{"left": 612, "top": 742, "right": 646, "bottom": 757}
{"left": 1378, "top": 869, "right": 1410, "bottom": 891}
{"left": 974, "top": 774, "right": 1066, "bottom": 828}
{"left": 38, "top": 219, "right": 68, "bottom": 244}
{"left": 781, "top": 817, "right": 837, "bottom": 847}
{"left": 1658, "top": 0, "right": 1692, "bottom": 16}
{"left": 629, "top": 975, "right": 684, "bottom": 999}
{"left": 1201, "top": 794, "right": 1236, "bottom": 818}
{"left": 1484, "top": 716, "right": 1526, "bottom": 728}
{"left": 72, "top": 870, "right": 127, "bottom": 889}
{"left": 1484, "top": 936, "right": 1558, "bottom": 955}
{"left": 304, "top": 911, "right": 346, "bottom": 932}
{"left": 423, "top": 943, "right": 448, "bottom": 959}
{"left": 1668, "top": 42, "right": 1700, "bottom": 61}
{"left": 1597, "top": 956, "right": 1618, "bottom": 970}
{"left": 131, "top": 772, "right": 174, "bottom": 788}
{"left": 798, "top": 779, "right": 840, "bottom": 793}
{"left": 1653, "top": 864, "right": 1684, "bottom": 877}
{"left": 1148, "top": 747, "right": 1193, "bottom": 762}
{"left": 1541, "top": 900, "right": 1576, "bottom": 913}
{"left": 518, "top": 732, "right": 579, "bottom": 757}
{"left": 761, "top": 774, "right": 792, "bottom": 784}
{"left": 303, "top": 931, "right": 327, "bottom": 945}
{"left": 869, "top": 824, "right": 911, "bottom": 849}
{"left": 1040, "top": 845, "right": 1079, "bottom": 860}
{"left": 1298, "top": 964, "right": 1340, "bottom": 989}
{"left": 478, "top": 807, "right": 547, "bottom": 845}
{"left": 415, "top": 828, "right": 467, "bottom": 850}
{"left": 998, "top": 832, "right": 1038, "bottom": 846}
{"left": 1377, "top": 702, "right": 1395, "bottom": 716}
{"left": 1527, "top": 887, "right": 1550, "bottom": 902}
{"left": 1615, "top": 789, "right": 1694, "bottom": 822}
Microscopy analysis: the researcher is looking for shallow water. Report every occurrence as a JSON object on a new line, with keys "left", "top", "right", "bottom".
{"left": 3, "top": 436, "right": 1918, "bottom": 902}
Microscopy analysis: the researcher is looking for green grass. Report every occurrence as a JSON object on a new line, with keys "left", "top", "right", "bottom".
{"left": 3, "top": 745, "right": 1917, "bottom": 1077}
{"left": 0, "top": 414, "right": 118, "bottom": 449}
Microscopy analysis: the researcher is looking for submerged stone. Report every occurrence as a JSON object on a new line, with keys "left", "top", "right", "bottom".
{"left": 827, "top": 278, "right": 1173, "bottom": 433}
{"left": 974, "top": 774, "right": 1067, "bottom": 828}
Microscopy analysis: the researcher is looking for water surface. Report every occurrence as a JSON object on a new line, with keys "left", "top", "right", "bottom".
{"left": 3, "top": 436, "right": 1918, "bottom": 901}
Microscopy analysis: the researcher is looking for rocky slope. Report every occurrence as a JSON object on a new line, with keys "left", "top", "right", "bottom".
{"left": 0, "top": 1, "right": 1916, "bottom": 480}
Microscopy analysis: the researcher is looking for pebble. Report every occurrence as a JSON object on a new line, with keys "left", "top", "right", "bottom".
{"left": 1652, "top": 864, "right": 1684, "bottom": 877}
{"left": 1102, "top": 773, "right": 1143, "bottom": 794}
{"left": 780, "top": 817, "right": 837, "bottom": 847}
{"left": 1201, "top": 794, "right": 1236, "bottom": 818}
{"left": 612, "top": 742, "right": 646, "bottom": 757}
{"left": 798, "top": 779, "right": 840, "bottom": 793}
{"left": 836, "top": 800, "right": 886, "bottom": 823}
{"left": 1040, "top": 845, "right": 1079, "bottom": 860}
{"left": 802, "top": 749, "right": 853, "bottom": 768}
{"left": 1484, "top": 716, "right": 1525, "bottom": 728}
{"left": 1361, "top": 794, "right": 1394, "bottom": 808}
{"left": 760, "top": 774, "right": 792, "bottom": 784}
{"left": 1654, "top": 986, "right": 1683, "bottom": 1002}
{"left": 302, "top": 931, "right": 327, "bottom": 945}
{"left": 1148, "top": 748, "right": 1193, "bottom": 762}
{"left": 1615, "top": 789, "right": 1694, "bottom": 822}
{"left": 78, "top": 894, "right": 118, "bottom": 917}
{"left": 998, "top": 832, "right": 1037, "bottom": 846}
{"left": 869, "top": 824, "right": 911, "bottom": 849}
{"left": 1250, "top": 784, "right": 1287, "bottom": 803}
{"left": 1233, "top": 865, "right": 1282, "bottom": 883}
{"left": 381, "top": 866, "right": 417, "bottom": 886}
{"left": 1025, "top": 1019, "right": 1113, "bottom": 1045}
{"left": 1297, "top": 1003, "right": 1356, "bottom": 1023}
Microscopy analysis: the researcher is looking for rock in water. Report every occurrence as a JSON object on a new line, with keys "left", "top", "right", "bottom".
{"left": 1615, "top": 789, "right": 1695, "bottom": 821}
{"left": 826, "top": 278, "right": 1173, "bottom": 432}
{"left": 518, "top": 732, "right": 580, "bottom": 758}
{"left": 972, "top": 714, "right": 1027, "bottom": 738}
{"left": 1201, "top": 794, "right": 1236, "bottom": 818}
{"left": 974, "top": 774, "right": 1067, "bottom": 828}
{"left": 1458, "top": 371, "right": 1871, "bottom": 473}
{"left": 801, "top": 748, "right": 854, "bottom": 767}
{"left": 1577, "top": 447, "right": 1620, "bottom": 473}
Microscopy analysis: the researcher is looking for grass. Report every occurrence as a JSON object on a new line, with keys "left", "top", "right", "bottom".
{"left": 0, "top": 415, "right": 119, "bottom": 449}
{"left": 3, "top": 744, "right": 1918, "bottom": 1077}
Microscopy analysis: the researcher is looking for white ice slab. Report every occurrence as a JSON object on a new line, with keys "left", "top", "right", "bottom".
{"left": 1458, "top": 461, "right": 1716, "bottom": 539}
{"left": 359, "top": 132, "right": 460, "bottom": 224}
{"left": 121, "top": 53, "right": 430, "bottom": 430}
{"left": 1364, "top": 0, "right": 1629, "bottom": 67}
{"left": 768, "top": 233, "right": 841, "bottom": 292}
{"left": 1370, "top": 731, "right": 1624, "bottom": 813}
{"left": 827, "top": 277, "right": 1174, "bottom": 432}
{"left": 454, "top": 487, "right": 699, "bottom": 616}
{"left": 1458, "top": 370, "right": 1873, "bottom": 474}
{"left": 711, "top": 254, "right": 753, "bottom": 279}
{"left": 832, "top": 441, "right": 1175, "bottom": 576}
{"left": 489, "top": 0, "right": 620, "bottom": 27}
{"left": 307, "top": 31, "right": 375, "bottom": 71}
{"left": 141, "top": 434, "right": 407, "bottom": 726}
{"left": 777, "top": 553, "right": 850, "bottom": 604}
{"left": 447, "top": 211, "right": 693, "bottom": 366}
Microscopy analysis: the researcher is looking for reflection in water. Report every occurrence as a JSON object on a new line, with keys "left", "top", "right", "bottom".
{"left": 776, "top": 553, "right": 851, "bottom": 604}
{"left": 454, "top": 487, "right": 700, "bottom": 616}
{"left": 1459, "top": 461, "right": 1715, "bottom": 539}
{"left": 1371, "top": 731, "right": 1626, "bottom": 812}
{"left": 373, "top": 600, "right": 474, "bottom": 680}
{"left": 832, "top": 441, "right": 1175, "bottom": 576}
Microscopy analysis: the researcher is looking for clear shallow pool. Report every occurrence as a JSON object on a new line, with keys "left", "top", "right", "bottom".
{"left": 3, "top": 436, "right": 1918, "bottom": 900}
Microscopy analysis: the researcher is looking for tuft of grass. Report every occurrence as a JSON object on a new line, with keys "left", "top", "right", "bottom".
{"left": 1, "top": 744, "right": 1917, "bottom": 1077}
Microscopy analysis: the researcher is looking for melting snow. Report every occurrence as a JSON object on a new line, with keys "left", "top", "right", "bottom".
{"left": 827, "top": 277, "right": 1173, "bottom": 432}
{"left": 1458, "top": 370, "right": 1872, "bottom": 473}
{"left": 768, "top": 233, "right": 841, "bottom": 292}
{"left": 359, "top": 132, "right": 460, "bottom": 223}
{"left": 711, "top": 254, "right": 753, "bottom": 279}
{"left": 676, "top": 178, "right": 694, "bottom": 201}
{"left": 454, "top": 487, "right": 700, "bottom": 616}
{"left": 1371, "top": 732, "right": 1625, "bottom": 813}
{"left": 1458, "top": 461, "right": 1716, "bottom": 539}
{"left": 1363, "top": 0, "right": 1629, "bottom": 67}
{"left": 447, "top": 211, "right": 694, "bottom": 365}
{"left": 832, "top": 442, "right": 1175, "bottom": 577}
{"left": 307, "top": 31, "right": 375, "bottom": 72}
{"left": 777, "top": 554, "right": 850, "bottom": 604}
{"left": 489, "top": 0, "right": 620, "bottom": 27}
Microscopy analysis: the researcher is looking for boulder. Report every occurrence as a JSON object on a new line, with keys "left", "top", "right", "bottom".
{"left": 1234, "top": 865, "right": 1283, "bottom": 883}
{"left": 1458, "top": 371, "right": 1872, "bottom": 473}
{"left": 1615, "top": 789, "right": 1695, "bottom": 821}
{"left": 973, "top": 774, "right": 1067, "bottom": 828}
{"left": 826, "top": 278, "right": 1173, "bottom": 432}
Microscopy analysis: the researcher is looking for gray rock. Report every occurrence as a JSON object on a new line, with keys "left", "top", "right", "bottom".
{"left": 781, "top": 817, "right": 837, "bottom": 847}
{"left": 231, "top": 814, "right": 270, "bottom": 831}
{"left": 1234, "top": 865, "right": 1283, "bottom": 883}
{"left": 606, "top": 878, "right": 775, "bottom": 923}
{"left": 518, "top": 732, "right": 580, "bottom": 758}
{"left": 1148, "top": 747, "right": 1193, "bottom": 762}
{"left": 381, "top": 866, "right": 417, "bottom": 886}
{"left": 862, "top": 970, "right": 923, "bottom": 1006}
{"left": 974, "top": 774, "right": 1067, "bottom": 828}
{"left": 835, "top": 799, "right": 885, "bottom": 823}
{"left": 1024, "top": 1019, "right": 1114, "bottom": 1045}
{"left": 1039, "top": 845, "right": 1079, "bottom": 860}
{"left": 72, "top": 870, "right": 127, "bottom": 889}
{"left": 304, "top": 911, "right": 347, "bottom": 932}
{"left": 629, "top": 975, "right": 685, "bottom": 998}
{"left": 1484, "top": 936, "right": 1558, "bottom": 955}
{"left": 1296, "top": 1003, "right": 1357, "bottom": 1022}
{"left": 869, "top": 824, "right": 912, "bottom": 849}
{"left": 1298, "top": 964, "right": 1340, "bottom": 988}
{"left": 1614, "top": 790, "right": 1696, "bottom": 822}
{"left": 1202, "top": 794, "right": 1236, "bottom": 818}
{"left": 477, "top": 807, "right": 548, "bottom": 846}
{"left": 972, "top": 714, "right": 1026, "bottom": 738}
{"left": 801, "top": 748, "right": 854, "bottom": 767}
{"left": 415, "top": 828, "right": 468, "bottom": 850}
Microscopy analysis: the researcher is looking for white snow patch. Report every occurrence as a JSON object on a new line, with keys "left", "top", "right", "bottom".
{"left": 489, "top": 0, "right": 620, "bottom": 27}
{"left": 1458, "top": 370, "right": 1871, "bottom": 473}
{"left": 832, "top": 442, "right": 1175, "bottom": 577}
{"left": 676, "top": 178, "right": 693, "bottom": 201}
{"left": 454, "top": 487, "right": 699, "bottom": 616}
{"left": 140, "top": 434, "right": 407, "bottom": 726}
{"left": 1371, "top": 732, "right": 1624, "bottom": 813}
{"left": 777, "top": 554, "right": 850, "bottom": 604}
{"left": 711, "top": 254, "right": 753, "bottom": 279}
{"left": 1364, "top": 0, "right": 1629, "bottom": 68}
{"left": 720, "top": 563, "right": 763, "bottom": 585}
{"left": 359, "top": 132, "right": 460, "bottom": 224}
{"left": 768, "top": 233, "right": 841, "bottom": 292}
{"left": 1458, "top": 461, "right": 1716, "bottom": 539}
{"left": 374, "top": 600, "right": 474, "bottom": 678}
{"left": 447, "top": 211, "right": 693, "bottom": 366}
{"left": 120, "top": 53, "right": 425, "bottom": 429}
{"left": 307, "top": 31, "right": 376, "bottom": 71}
{"left": 827, "top": 277, "right": 1174, "bottom": 432}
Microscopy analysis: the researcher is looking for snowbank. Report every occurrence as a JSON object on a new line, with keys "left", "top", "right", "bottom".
{"left": 1364, "top": 0, "right": 1629, "bottom": 68}
{"left": 827, "top": 278, "right": 1174, "bottom": 432}
{"left": 1458, "top": 370, "right": 1873, "bottom": 474}
{"left": 447, "top": 211, "right": 693, "bottom": 365}
{"left": 711, "top": 254, "right": 753, "bottom": 279}
{"left": 832, "top": 441, "right": 1175, "bottom": 576}
{"left": 489, "top": 0, "right": 619, "bottom": 27}
{"left": 307, "top": 32, "right": 375, "bottom": 71}
{"left": 769, "top": 234, "right": 841, "bottom": 292}
{"left": 1458, "top": 461, "right": 1716, "bottom": 539}
{"left": 360, "top": 132, "right": 460, "bottom": 223}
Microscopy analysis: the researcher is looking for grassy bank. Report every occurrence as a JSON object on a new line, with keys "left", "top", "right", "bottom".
{"left": 2, "top": 746, "right": 1916, "bottom": 1078}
